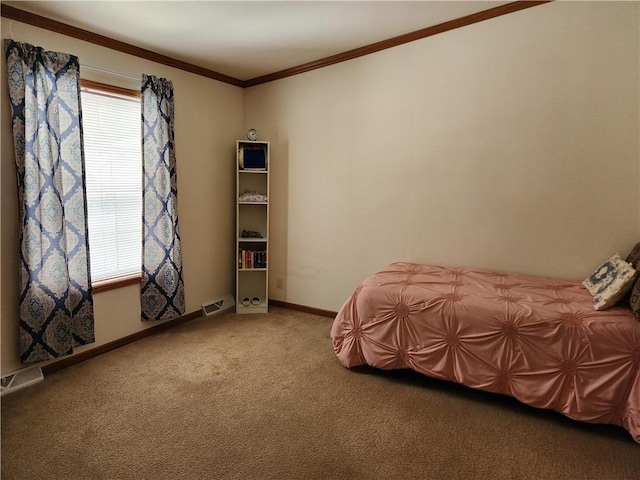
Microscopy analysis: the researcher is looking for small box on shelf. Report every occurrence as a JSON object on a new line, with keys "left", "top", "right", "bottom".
{"left": 238, "top": 142, "right": 268, "bottom": 171}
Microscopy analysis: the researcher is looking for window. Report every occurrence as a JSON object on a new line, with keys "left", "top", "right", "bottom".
{"left": 81, "top": 80, "right": 141, "bottom": 285}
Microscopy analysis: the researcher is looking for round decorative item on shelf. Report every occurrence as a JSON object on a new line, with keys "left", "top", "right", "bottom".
{"left": 247, "top": 128, "right": 259, "bottom": 141}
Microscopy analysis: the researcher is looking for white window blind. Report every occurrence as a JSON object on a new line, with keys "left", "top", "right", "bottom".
{"left": 81, "top": 87, "right": 142, "bottom": 282}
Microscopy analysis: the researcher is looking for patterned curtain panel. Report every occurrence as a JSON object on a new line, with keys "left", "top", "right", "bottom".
{"left": 141, "top": 74, "right": 185, "bottom": 321}
{"left": 5, "top": 40, "right": 95, "bottom": 364}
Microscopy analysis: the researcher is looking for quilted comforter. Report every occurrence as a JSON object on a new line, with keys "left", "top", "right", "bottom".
{"left": 331, "top": 262, "right": 640, "bottom": 442}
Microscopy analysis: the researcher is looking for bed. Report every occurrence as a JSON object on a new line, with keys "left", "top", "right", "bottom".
{"left": 331, "top": 262, "right": 640, "bottom": 443}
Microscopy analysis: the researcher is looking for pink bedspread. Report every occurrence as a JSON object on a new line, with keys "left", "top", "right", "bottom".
{"left": 331, "top": 263, "right": 640, "bottom": 442}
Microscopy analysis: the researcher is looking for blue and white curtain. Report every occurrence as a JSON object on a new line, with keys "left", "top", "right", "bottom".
{"left": 141, "top": 74, "right": 185, "bottom": 321}
{"left": 5, "top": 40, "right": 94, "bottom": 364}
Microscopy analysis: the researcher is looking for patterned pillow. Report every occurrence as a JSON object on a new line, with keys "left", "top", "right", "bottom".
{"left": 630, "top": 277, "right": 640, "bottom": 318}
{"left": 626, "top": 242, "right": 640, "bottom": 269}
{"left": 582, "top": 254, "right": 637, "bottom": 310}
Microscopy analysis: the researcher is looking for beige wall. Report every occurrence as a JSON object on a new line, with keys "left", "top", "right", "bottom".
{"left": 1, "top": 18, "right": 244, "bottom": 374}
{"left": 245, "top": 1, "right": 640, "bottom": 311}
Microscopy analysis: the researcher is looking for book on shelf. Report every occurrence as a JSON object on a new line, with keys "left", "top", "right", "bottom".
{"left": 238, "top": 249, "right": 267, "bottom": 269}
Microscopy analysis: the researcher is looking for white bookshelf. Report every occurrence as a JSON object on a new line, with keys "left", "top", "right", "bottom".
{"left": 236, "top": 140, "right": 269, "bottom": 314}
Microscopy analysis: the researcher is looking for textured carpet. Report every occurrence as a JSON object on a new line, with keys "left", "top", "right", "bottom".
{"left": 1, "top": 307, "right": 638, "bottom": 479}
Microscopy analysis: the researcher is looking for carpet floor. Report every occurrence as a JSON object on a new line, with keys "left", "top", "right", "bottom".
{"left": 1, "top": 307, "right": 638, "bottom": 479}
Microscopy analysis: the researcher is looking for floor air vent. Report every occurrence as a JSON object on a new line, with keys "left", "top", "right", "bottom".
{"left": 202, "top": 295, "right": 235, "bottom": 317}
{"left": 1, "top": 365, "right": 44, "bottom": 396}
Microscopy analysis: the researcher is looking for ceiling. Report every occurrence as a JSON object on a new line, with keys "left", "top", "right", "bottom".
{"left": 2, "top": 1, "right": 511, "bottom": 82}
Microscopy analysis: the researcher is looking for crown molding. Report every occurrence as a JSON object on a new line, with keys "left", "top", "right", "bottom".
{"left": 244, "top": 1, "right": 551, "bottom": 87}
{"left": 2, "top": 1, "right": 552, "bottom": 89}
{"left": 0, "top": 4, "right": 245, "bottom": 87}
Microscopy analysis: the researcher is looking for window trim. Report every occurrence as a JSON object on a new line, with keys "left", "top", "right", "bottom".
{"left": 81, "top": 79, "right": 140, "bottom": 100}
{"left": 81, "top": 78, "right": 142, "bottom": 294}
{"left": 92, "top": 274, "right": 141, "bottom": 294}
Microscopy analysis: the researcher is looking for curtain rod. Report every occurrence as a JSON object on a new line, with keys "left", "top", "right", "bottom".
{"left": 80, "top": 63, "right": 140, "bottom": 81}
